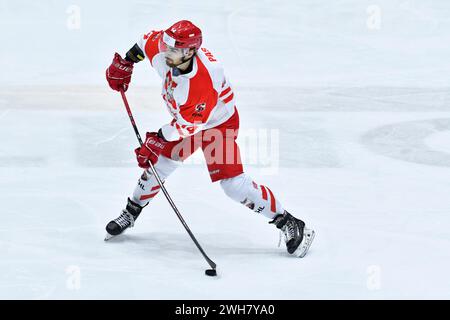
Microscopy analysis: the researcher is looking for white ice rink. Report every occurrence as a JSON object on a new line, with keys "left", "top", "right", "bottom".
{"left": 1, "top": 0, "right": 449, "bottom": 299}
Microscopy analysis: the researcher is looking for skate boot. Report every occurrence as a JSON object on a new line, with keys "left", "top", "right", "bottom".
{"left": 104, "top": 198, "right": 144, "bottom": 241}
{"left": 269, "top": 211, "right": 315, "bottom": 258}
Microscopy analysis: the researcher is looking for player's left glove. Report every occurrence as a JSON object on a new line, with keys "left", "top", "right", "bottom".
{"left": 106, "top": 53, "right": 134, "bottom": 92}
{"left": 135, "top": 132, "right": 167, "bottom": 168}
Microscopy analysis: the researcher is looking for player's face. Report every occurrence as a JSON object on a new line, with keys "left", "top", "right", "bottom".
{"left": 159, "top": 40, "right": 189, "bottom": 67}
{"left": 164, "top": 47, "right": 186, "bottom": 67}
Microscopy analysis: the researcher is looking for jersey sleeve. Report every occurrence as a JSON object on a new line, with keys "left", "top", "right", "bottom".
{"left": 137, "top": 30, "right": 162, "bottom": 65}
{"left": 136, "top": 30, "right": 167, "bottom": 78}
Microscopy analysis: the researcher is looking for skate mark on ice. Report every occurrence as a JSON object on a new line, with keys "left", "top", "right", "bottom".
{"left": 0, "top": 156, "right": 46, "bottom": 167}
{"left": 105, "top": 232, "right": 281, "bottom": 257}
{"left": 361, "top": 118, "right": 450, "bottom": 167}
{"left": 0, "top": 109, "right": 10, "bottom": 121}
{"left": 94, "top": 127, "right": 129, "bottom": 146}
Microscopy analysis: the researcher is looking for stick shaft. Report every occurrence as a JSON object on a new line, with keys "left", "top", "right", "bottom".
{"left": 119, "top": 89, "right": 216, "bottom": 270}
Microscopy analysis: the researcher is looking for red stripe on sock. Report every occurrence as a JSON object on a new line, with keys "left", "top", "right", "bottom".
{"left": 265, "top": 187, "right": 277, "bottom": 213}
{"left": 151, "top": 185, "right": 161, "bottom": 191}
{"left": 261, "top": 186, "right": 268, "bottom": 200}
{"left": 140, "top": 192, "right": 159, "bottom": 201}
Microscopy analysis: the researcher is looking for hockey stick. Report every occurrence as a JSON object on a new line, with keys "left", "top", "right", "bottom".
{"left": 119, "top": 89, "right": 217, "bottom": 274}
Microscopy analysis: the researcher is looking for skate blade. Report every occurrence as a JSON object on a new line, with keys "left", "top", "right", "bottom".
{"left": 294, "top": 229, "right": 315, "bottom": 258}
{"left": 104, "top": 233, "right": 115, "bottom": 241}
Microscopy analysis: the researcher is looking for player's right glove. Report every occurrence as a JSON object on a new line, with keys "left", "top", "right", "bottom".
{"left": 135, "top": 132, "right": 167, "bottom": 168}
{"left": 106, "top": 53, "right": 134, "bottom": 92}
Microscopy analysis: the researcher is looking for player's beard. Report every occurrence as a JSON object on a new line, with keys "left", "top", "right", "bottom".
{"left": 165, "top": 55, "right": 191, "bottom": 68}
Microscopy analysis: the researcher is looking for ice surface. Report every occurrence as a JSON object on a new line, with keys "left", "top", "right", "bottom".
{"left": 0, "top": 0, "right": 449, "bottom": 299}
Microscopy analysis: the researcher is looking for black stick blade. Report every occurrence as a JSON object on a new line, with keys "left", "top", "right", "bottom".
{"left": 205, "top": 269, "right": 217, "bottom": 277}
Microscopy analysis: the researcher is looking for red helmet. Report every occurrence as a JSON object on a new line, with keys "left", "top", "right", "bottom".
{"left": 162, "top": 20, "right": 202, "bottom": 50}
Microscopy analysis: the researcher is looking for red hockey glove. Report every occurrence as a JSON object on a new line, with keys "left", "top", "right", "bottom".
{"left": 135, "top": 132, "right": 167, "bottom": 168}
{"left": 106, "top": 53, "right": 134, "bottom": 92}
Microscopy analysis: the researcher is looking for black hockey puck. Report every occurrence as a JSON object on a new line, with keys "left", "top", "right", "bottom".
{"left": 205, "top": 269, "right": 217, "bottom": 276}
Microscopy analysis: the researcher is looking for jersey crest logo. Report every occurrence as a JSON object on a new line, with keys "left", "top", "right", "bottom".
{"left": 195, "top": 103, "right": 206, "bottom": 113}
{"left": 191, "top": 102, "right": 206, "bottom": 118}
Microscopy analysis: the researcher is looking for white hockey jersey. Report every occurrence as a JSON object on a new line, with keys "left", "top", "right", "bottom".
{"left": 137, "top": 30, "right": 236, "bottom": 142}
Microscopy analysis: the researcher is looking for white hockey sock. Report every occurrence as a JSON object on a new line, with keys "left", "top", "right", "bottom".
{"left": 220, "top": 173, "right": 285, "bottom": 219}
{"left": 131, "top": 155, "right": 180, "bottom": 207}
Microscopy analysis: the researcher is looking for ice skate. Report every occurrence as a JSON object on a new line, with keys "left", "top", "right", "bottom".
{"left": 270, "top": 211, "right": 315, "bottom": 258}
{"left": 104, "top": 198, "right": 144, "bottom": 241}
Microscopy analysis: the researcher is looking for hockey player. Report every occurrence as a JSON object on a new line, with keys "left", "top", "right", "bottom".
{"left": 104, "top": 20, "right": 314, "bottom": 257}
